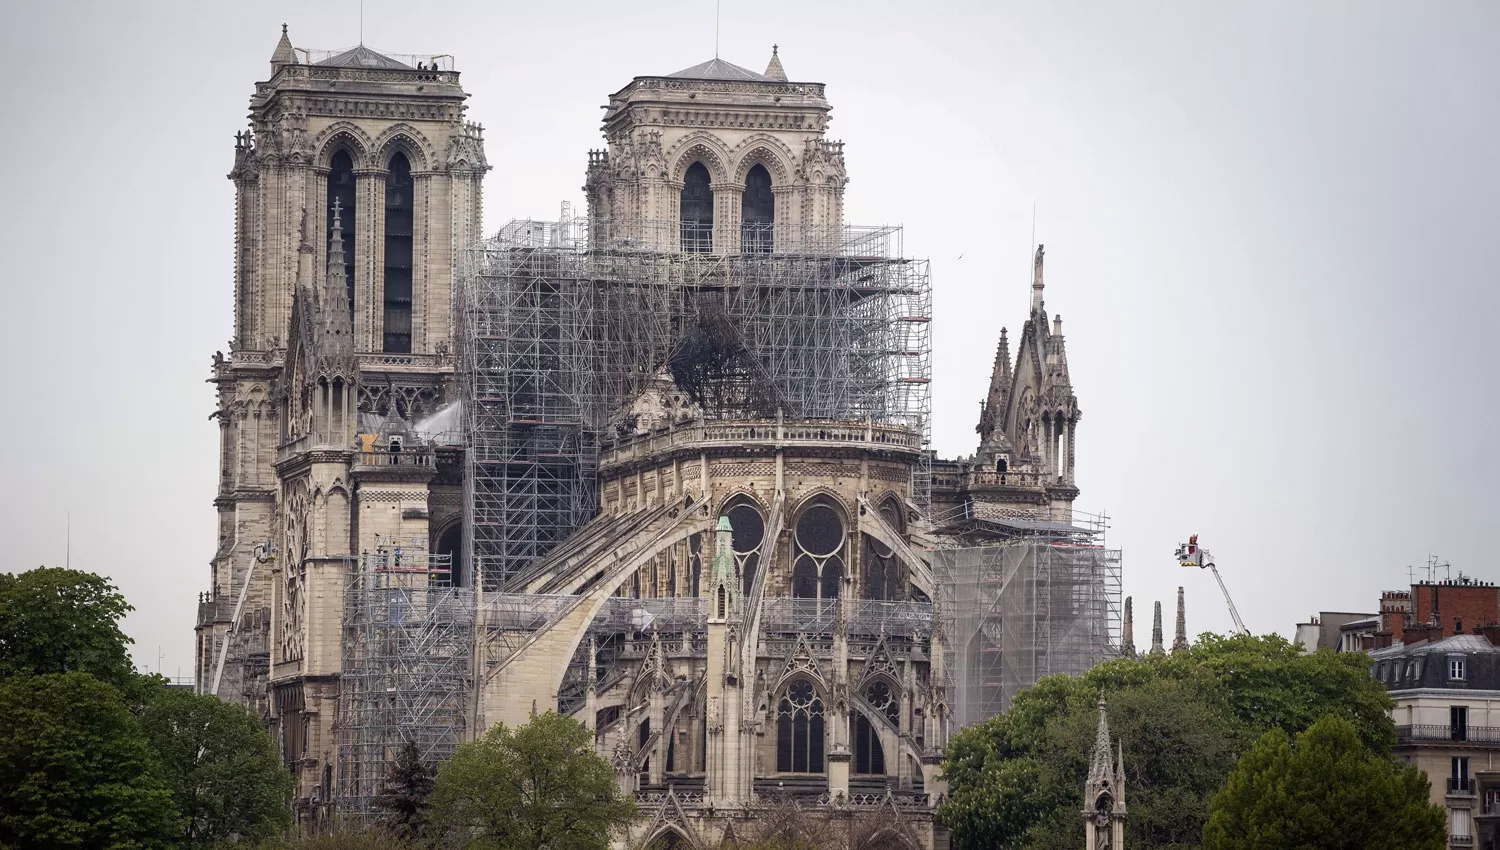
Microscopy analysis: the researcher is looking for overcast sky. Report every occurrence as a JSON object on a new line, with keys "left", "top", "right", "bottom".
{"left": 0, "top": 1, "right": 1495, "bottom": 677}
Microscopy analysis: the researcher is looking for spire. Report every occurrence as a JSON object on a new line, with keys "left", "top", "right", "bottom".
{"left": 1172, "top": 586, "right": 1190, "bottom": 654}
{"left": 1149, "top": 600, "right": 1165, "bottom": 656}
{"left": 296, "top": 207, "right": 314, "bottom": 292}
{"left": 270, "top": 23, "right": 296, "bottom": 71}
{"left": 1030, "top": 243, "right": 1045, "bottom": 315}
{"left": 764, "top": 44, "right": 788, "bottom": 81}
{"left": 325, "top": 198, "right": 348, "bottom": 313}
{"left": 1121, "top": 596, "right": 1135, "bottom": 658}
{"left": 1087, "top": 694, "right": 1114, "bottom": 786}
{"left": 710, "top": 514, "right": 738, "bottom": 619}
{"left": 977, "top": 328, "right": 1013, "bottom": 437}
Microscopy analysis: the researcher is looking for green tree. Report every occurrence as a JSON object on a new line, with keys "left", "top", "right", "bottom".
{"left": 0, "top": 672, "right": 179, "bottom": 849}
{"left": 0, "top": 567, "right": 136, "bottom": 687}
{"left": 139, "top": 687, "right": 293, "bottom": 846}
{"left": 1203, "top": 715, "right": 1444, "bottom": 850}
{"left": 1182, "top": 634, "right": 1396, "bottom": 754}
{"left": 429, "top": 711, "right": 634, "bottom": 850}
{"left": 939, "top": 635, "right": 1397, "bottom": 850}
{"left": 373, "top": 740, "right": 435, "bottom": 842}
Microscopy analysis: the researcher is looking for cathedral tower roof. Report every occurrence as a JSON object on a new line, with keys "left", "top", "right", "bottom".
{"left": 764, "top": 45, "right": 788, "bottom": 81}
{"left": 667, "top": 57, "right": 777, "bottom": 82}
{"left": 270, "top": 23, "right": 296, "bottom": 71}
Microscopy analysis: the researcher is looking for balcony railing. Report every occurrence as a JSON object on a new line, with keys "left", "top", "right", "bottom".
{"left": 1398, "top": 725, "right": 1500, "bottom": 745}
{"left": 600, "top": 418, "right": 921, "bottom": 469}
{"left": 356, "top": 450, "right": 434, "bottom": 469}
{"left": 968, "top": 470, "right": 1045, "bottom": 489}
{"left": 1449, "top": 776, "right": 1475, "bottom": 794}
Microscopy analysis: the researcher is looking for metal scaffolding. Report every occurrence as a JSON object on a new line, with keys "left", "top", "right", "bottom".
{"left": 337, "top": 536, "right": 474, "bottom": 815}
{"left": 458, "top": 217, "right": 932, "bottom": 589}
{"left": 933, "top": 527, "right": 1122, "bottom": 728}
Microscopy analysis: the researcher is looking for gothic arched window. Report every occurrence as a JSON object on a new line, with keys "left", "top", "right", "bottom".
{"left": 793, "top": 500, "right": 845, "bottom": 601}
{"left": 862, "top": 499, "right": 904, "bottom": 601}
{"left": 433, "top": 524, "right": 462, "bottom": 588}
{"left": 725, "top": 496, "right": 765, "bottom": 596}
{"left": 681, "top": 162, "right": 713, "bottom": 253}
{"left": 776, "top": 679, "right": 825, "bottom": 773}
{"left": 742, "top": 163, "right": 774, "bottom": 253}
{"left": 327, "top": 150, "right": 357, "bottom": 316}
{"left": 383, "top": 152, "right": 414, "bottom": 353}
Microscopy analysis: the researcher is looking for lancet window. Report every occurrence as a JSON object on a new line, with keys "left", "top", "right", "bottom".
{"left": 775, "top": 679, "right": 825, "bottom": 773}
{"left": 681, "top": 162, "right": 713, "bottom": 253}
{"left": 855, "top": 680, "right": 898, "bottom": 774}
{"left": 742, "top": 163, "right": 774, "bottom": 253}
{"left": 862, "top": 498, "right": 904, "bottom": 600}
{"left": 383, "top": 152, "right": 414, "bottom": 353}
{"left": 326, "top": 150, "right": 357, "bottom": 315}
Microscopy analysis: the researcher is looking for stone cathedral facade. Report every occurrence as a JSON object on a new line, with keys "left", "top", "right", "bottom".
{"left": 198, "top": 28, "right": 1093, "bottom": 849}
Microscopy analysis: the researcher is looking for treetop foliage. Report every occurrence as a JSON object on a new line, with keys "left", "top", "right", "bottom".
{"left": 0, "top": 567, "right": 136, "bottom": 687}
{"left": 1203, "top": 715, "right": 1445, "bottom": 850}
{"left": 940, "top": 634, "right": 1399, "bottom": 850}
{"left": 428, "top": 711, "right": 635, "bottom": 850}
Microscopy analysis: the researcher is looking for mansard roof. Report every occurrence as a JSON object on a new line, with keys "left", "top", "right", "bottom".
{"left": 667, "top": 57, "right": 775, "bottom": 82}
{"left": 317, "top": 44, "right": 412, "bottom": 70}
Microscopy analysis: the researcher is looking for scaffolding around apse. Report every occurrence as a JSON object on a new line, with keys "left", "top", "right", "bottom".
{"left": 337, "top": 536, "right": 474, "bottom": 815}
{"left": 933, "top": 523, "right": 1123, "bottom": 728}
{"left": 458, "top": 217, "right": 932, "bottom": 590}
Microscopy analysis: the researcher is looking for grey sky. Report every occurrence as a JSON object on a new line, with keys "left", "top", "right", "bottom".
{"left": 0, "top": 0, "right": 1494, "bottom": 676}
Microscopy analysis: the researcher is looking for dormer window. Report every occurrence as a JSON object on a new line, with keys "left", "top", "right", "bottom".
{"left": 1450, "top": 655, "right": 1467, "bottom": 681}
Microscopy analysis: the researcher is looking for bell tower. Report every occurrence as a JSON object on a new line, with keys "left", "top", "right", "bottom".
{"left": 584, "top": 47, "right": 848, "bottom": 253}
{"left": 198, "top": 24, "right": 488, "bottom": 822}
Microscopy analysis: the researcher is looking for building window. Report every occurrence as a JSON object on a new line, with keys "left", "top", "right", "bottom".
{"left": 776, "top": 679, "right": 825, "bottom": 773}
{"left": 724, "top": 497, "right": 765, "bottom": 596}
{"left": 680, "top": 162, "right": 713, "bottom": 253}
{"left": 433, "top": 524, "right": 463, "bottom": 588}
{"left": 1452, "top": 706, "right": 1469, "bottom": 742}
{"left": 741, "top": 163, "right": 774, "bottom": 253}
{"left": 793, "top": 500, "right": 845, "bottom": 601}
{"left": 862, "top": 499, "right": 905, "bottom": 601}
{"left": 327, "top": 150, "right": 357, "bottom": 315}
{"left": 1452, "top": 806, "right": 1472, "bottom": 839}
{"left": 853, "top": 713, "right": 885, "bottom": 775}
{"left": 383, "top": 152, "right": 414, "bottom": 353}
{"left": 1452, "top": 756, "right": 1471, "bottom": 794}
{"left": 1450, "top": 656, "right": 1467, "bottom": 681}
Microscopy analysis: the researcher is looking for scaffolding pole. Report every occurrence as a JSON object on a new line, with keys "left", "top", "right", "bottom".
{"left": 337, "top": 536, "right": 474, "bottom": 816}
{"left": 458, "top": 218, "right": 933, "bottom": 592}
{"left": 933, "top": 532, "right": 1122, "bottom": 728}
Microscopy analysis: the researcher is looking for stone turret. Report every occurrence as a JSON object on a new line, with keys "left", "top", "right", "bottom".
{"left": 1121, "top": 597, "right": 1136, "bottom": 658}
{"left": 1172, "top": 587, "right": 1190, "bottom": 654}
{"left": 1083, "top": 695, "right": 1127, "bottom": 850}
{"left": 1150, "top": 600, "right": 1165, "bottom": 657}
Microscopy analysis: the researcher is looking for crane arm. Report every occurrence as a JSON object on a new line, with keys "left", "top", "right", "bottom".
{"left": 1207, "top": 562, "right": 1249, "bottom": 636}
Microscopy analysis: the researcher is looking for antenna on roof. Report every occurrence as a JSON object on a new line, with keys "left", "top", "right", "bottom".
{"left": 360, "top": 0, "right": 365, "bottom": 46}
{"left": 715, "top": 0, "right": 721, "bottom": 58}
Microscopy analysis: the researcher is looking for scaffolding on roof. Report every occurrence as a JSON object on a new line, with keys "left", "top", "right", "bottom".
{"left": 457, "top": 217, "right": 932, "bottom": 590}
{"left": 933, "top": 527, "right": 1122, "bottom": 728}
{"left": 337, "top": 536, "right": 474, "bottom": 816}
